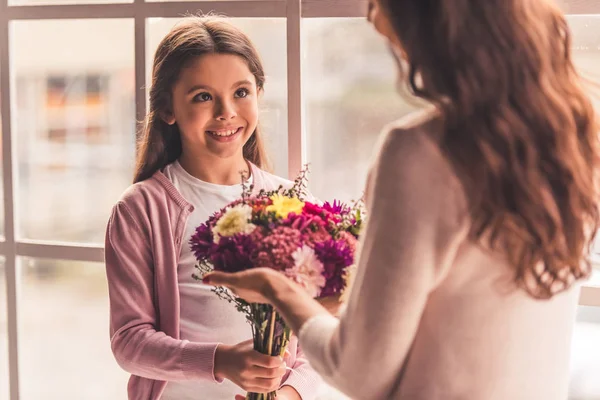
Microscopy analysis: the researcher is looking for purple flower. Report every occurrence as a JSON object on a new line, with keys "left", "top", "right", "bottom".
{"left": 313, "top": 239, "right": 354, "bottom": 296}
{"left": 210, "top": 234, "right": 256, "bottom": 273}
{"left": 189, "top": 224, "right": 214, "bottom": 260}
{"left": 322, "top": 200, "right": 351, "bottom": 216}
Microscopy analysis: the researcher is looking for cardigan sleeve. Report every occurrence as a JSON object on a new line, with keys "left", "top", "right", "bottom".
{"left": 105, "top": 201, "right": 222, "bottom": 382}
{"left": 280, "top": 337, "right": 323, "bottom": 399}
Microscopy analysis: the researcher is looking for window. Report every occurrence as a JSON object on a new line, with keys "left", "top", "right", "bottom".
{"left": 303, "top": 18, "right": 421, "bottom": 203}
{"left": 1, "top": 1, "right": 599, "bottom": 399}
{"left": 0, "top": 257, "right": 8, "bottom": 400}
{"left": 12, "top": 19, "right": 135, "bottom": 244}
{"left": 17, "top": 258, "right": 129, "bottom": 400}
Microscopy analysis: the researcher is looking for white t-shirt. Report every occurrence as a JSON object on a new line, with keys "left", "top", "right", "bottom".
{"left": 161, "top": 160, "right": 256, "bottom": 400}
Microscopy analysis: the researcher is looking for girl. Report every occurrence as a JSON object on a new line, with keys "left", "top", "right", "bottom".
{"left": 205, "top": 1, "right": 600, "bottom": 399}
{"left": 105, "top": 17, "right": 320, "bottom": 400}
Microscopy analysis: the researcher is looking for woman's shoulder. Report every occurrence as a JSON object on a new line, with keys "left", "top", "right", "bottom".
{"left": 381, "top": 107, "right": 442, "bottom": 145}
{"left": 376, "top": 108, "right": 446, "bottom": 170}
{"left": 375, "top": 108, "right": 467, "bottom": 210}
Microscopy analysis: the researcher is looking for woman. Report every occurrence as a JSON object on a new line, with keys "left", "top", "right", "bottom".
{"left": 205, "top": 1, "right": 600, "bottom": 399}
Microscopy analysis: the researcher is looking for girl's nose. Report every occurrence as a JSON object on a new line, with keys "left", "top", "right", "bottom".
{"left": 215, "top": 99, "right": 237, "bottom": 120}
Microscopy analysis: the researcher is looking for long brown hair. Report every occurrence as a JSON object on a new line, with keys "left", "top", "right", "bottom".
{"left": 379, "top": 0, "right": 600, "bottom": 298}
{"left": 134, "top": 17, "right": 271, "bottom": 183}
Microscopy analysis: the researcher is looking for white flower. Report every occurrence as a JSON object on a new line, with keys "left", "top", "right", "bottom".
{"left": 284, "top": 245, "right": 326, "bottom": 298}
{"left": 212, "top": 204, "right": 256, "bottom": 243}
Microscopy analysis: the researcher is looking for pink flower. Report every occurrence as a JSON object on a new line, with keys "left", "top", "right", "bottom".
{"left": 252, "top": 226, "right": 303, "bottom": 271}
{"left": 303, "top": 201, "right": 340, "bottom": 223}
{"left": 338, "top": 231, "right": 358, "bottom": 255}
{"left": 303, "top": 226, "right": 331, "bottom": 246}
{"left": 302, "top": 202, "right": 325, "bottom": 217}
{"left": 284, "top": 245, "right": 326, "bottom": 298}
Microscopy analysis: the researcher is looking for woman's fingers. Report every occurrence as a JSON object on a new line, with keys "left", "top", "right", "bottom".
{"left": 317, "top": 294, "right": 343, "bottom": 316}
{"left": 203, "top": 271, "right": 238, "bottom": 287}
{"left": 203, "top": 269, "right": 274, "bottom": 304}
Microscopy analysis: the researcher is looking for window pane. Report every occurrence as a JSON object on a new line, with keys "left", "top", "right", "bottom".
{"left": 570, "top": 15, "right": 600, "bottom": 267}
{"left": 9, "top": 0, "right": 129, "bottom": 7}
{"left": 17, "top": 258, "right": 128, "bottom": 400}
{"left": 0, "top": 258, "right": 8, "bottom": 400}
{"left": 569, "top": 15, "right": 600, "bottom": 83}
{"left": 303, "top": 19, "right": 421, "bottom": 202}
{"left": 570, "top": 304, "right": 600, "bottom": 399}
{"left": 146, "top": 18, "right": 288, "bottom": 177}
{"left": 147, "top": 0, "right": 282, "bottom": 2}
{"left": 12, "top": 20, "right": 136, "bottom": 244}
{"left": 0, "top": 71, "right": 5, "bottom": 238}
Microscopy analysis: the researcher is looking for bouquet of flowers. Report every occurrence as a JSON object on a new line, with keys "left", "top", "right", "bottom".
{"left": 191, "top": 168, "right": 365, "bottom": 400}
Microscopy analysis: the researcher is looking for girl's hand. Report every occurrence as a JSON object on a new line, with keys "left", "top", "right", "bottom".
{"left": 215, "top": 339, "right": 286, "bottom": 393}
{"left": 203, "top": 268, "right": 284, "bottom": 304}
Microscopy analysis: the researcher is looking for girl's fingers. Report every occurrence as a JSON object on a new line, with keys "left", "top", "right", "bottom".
{"left": 250, "top": 363, "right": 287, "bottom": 379}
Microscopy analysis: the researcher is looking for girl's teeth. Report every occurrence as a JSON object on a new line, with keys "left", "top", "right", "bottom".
{"left": 209, "top": 129, "right": 238, "bottom": 137}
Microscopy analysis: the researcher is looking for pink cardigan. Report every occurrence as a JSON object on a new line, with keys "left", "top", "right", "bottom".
{"left": 104, "top": 164, "right": 321, "bottom": 400}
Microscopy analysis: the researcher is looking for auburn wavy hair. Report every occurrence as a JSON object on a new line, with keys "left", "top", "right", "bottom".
{"left": 379, "top": 0, "right": 600, "bottom": 298}
{"left": 134, "top": 17, "right": 271, "bottom": 184}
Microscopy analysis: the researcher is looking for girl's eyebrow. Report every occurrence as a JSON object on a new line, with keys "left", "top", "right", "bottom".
{"left": 186, "top": 80, "right": 253, "bottom": 95}
{"left": 187, "top": 84, "right": 211, "bottom": 95}
{"left": 231, "top": 79, "right": 253, "bottom": 88}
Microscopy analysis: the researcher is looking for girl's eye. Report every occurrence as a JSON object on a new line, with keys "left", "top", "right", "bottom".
{"left": 194, "top": 92, "right": 212, "bottom": 102}
{"left": 235, "top": 88, "right": 250, "bottom": 98}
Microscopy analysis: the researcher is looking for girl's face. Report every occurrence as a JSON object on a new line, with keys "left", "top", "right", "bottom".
{"left": 165, "top": 53, "right": 259, "bottom": 161}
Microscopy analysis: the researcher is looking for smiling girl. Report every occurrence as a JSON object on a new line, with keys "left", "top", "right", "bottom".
{"left": 104, "top": 17, "right": 321, "bottom": 400}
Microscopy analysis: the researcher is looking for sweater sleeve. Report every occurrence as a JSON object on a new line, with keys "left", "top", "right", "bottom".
{"left": 297, "top": 126, "right": 469, "bottom": 399}
{"left": 280, "top": 338, "right": 323, "bottom": 400}
{"left": 105, "top": 201, "right": 221, "bottom": 382}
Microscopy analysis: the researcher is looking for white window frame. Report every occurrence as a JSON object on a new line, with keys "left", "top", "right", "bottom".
{"left": 0, "top": 0, "right": 598, "bottom": 398}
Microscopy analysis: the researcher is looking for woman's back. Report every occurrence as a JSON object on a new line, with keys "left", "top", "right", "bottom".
{"left": 398, "top": 235, "right": 580, "bottom": 399}
{"left": 376, "top": 110, "right": 581, "bottom": 399}
{"left": 408, "top": 242, "right": 579, "bottom": 399}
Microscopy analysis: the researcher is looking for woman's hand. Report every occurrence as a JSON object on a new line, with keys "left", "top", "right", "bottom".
{"left": 317, "top": 294, "right": 344, "bottom": 317}
{"left": 206, "top": 267, "right": 332, "bottom": 335}
{"left": 203, "top": 268, "right": 284, "bottom": 304}
{"left": 215, "top": 340, "right": 286, "bottom": 393}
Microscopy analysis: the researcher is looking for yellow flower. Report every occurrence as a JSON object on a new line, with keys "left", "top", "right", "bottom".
{"left": 266, "top": 194, "right": 305, "bottom": 219}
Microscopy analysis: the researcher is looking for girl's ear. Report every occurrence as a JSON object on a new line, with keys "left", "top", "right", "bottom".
{"left": 161, "top": 110, "right": 176, "bottom": 125}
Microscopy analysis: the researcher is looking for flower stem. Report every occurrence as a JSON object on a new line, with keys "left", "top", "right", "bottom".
{"left": 267, "top": 308, "right": 277, "bottom": 355}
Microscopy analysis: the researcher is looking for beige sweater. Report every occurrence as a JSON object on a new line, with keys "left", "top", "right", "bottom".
{"left": 298, "top": 110, "right": 580, "bottom": 400}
